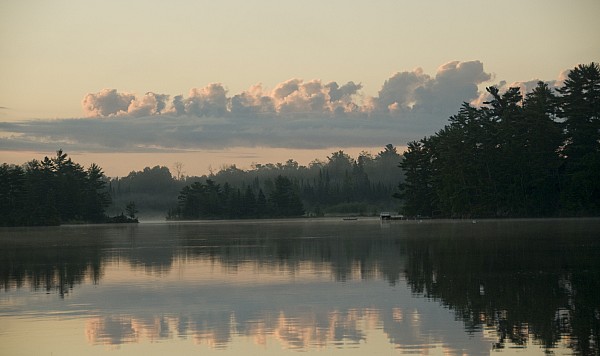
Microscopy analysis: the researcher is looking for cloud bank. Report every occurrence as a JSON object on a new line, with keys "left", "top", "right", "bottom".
{"left": 0, "top": 60, "right": 563, "bottom": 153}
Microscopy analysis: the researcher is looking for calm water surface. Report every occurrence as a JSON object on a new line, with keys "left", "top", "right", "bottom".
{"left": 1, "top": 218, "right": 599, "bottom": 355}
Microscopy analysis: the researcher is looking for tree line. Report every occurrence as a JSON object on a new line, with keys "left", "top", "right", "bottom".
{"left": 5, "top": 64, "right": 598, "bottom": 224}
{"left": 397, "top": 62, "right": 600, "bottom": 218}
{"left": 0, "top": 150, "right": 111, "bottom": 226}
{"left": 169, "top": 175, "right": 304, "bottom": 219}
{"left": 109, "top": 145, "right": 403, "bottom": 218}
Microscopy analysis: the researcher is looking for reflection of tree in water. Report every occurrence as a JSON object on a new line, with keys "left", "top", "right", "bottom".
{"left": 174, "top": 222, "right": 406, "bottom": 283}
{"left": 400, "top": 220, "right": 600, "bottom": 355}
{"left": 0, "top": 227, "right": 104, "bottom": 298}
{"left": 182, "top": 220, "right": 597, "bottom": 354}
{"left": 124, "top": 225, "right": 175, "bottom": 274}
{"left": 2, "top": 220, "right": 599, "bottom": 354}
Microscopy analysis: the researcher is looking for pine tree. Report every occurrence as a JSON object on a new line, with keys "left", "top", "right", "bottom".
{"left": 558, "top": 62, "right": 600, "bottom": 213}
{"left": 397, "top": 138, "right": 436, "bottom": 217}
{"left": 270, "top": 175, "right": 304, "bottom": 217}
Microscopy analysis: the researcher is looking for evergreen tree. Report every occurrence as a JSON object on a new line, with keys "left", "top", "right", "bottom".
{"left": 558, "top": 62, "right": 600, "bottom": 162}
{"left": 0, "top": 164, "right": 26, "bottom": 226}
{"left": 0, "top": 151, "right": 112, "bottom": 226}
{"left": 558, "top": 62, "right": 600, "bottom": 214}
{"left": 269, "top": 175, "right": 304, "bottom": 217}
{"left": 256, "top": 189, "right": 268, "bottom": 218}
{"left": 242, "top": 185, "right": 257, "bottom": 218}
{"left": 395, "top": 63, "right": 599, "bottom": 218}
{"left": 125, "top": 201, "right": 138, "bottom": 219}
{"left": 84, "top": 164, "right": 112, "bottom": 222}
{"left": 396, "top": 138, "right": 436, "bottom": 217}
{"left": 177, "top": 182, "right": 204, "bottom": 219}
{"left": 521, "top": 82, "right": 562, "bottom": 215}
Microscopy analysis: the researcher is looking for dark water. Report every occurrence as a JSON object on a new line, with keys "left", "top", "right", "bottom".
{"left": 1, "top": 218, "right": 599, "bottom": 355}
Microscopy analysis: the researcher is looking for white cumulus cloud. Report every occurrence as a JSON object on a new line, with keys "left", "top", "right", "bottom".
{"left": 1, "top": 60, "right": 569, "bottom": 154}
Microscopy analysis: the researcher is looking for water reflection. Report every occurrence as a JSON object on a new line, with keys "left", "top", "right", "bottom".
{"left": 0, "top": 225, "right": 105, "bottom": 297}
{"left": 1, "top": 219, "right": 599, "bottom": 355}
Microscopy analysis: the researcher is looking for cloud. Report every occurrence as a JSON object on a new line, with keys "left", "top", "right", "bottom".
{"left": 372, "top": 67, "right": 430, "bottom": 113}
{"left": 81, "top": 78, "right": 365, "bottom": 119}
{"left": 128, "top": 92, "right": 170, "bottom": 116}
{"left": 81, "top": 89, "right": 171, "bottom": 117}
{"left": 420, "top": 60, "right": 491, "bottom": 111}
{"left": 0, "top": 112, "right": 440, "bottom": 153}
{"left": 185, "top": 83, "right": 228, "bottom": 117}
{"left": 371, "top": 60, "right": 491, "bottom": 115}
{"left": 230, "top": 84, "right": 276, "bottom": 116}
{"left": 230, "top": 79, "right": 363, "bottom": 116}
{"left": 470, "top": 75, "right": 564, "bottom": 107}
{"left": 82, "top": 89, "right": 135, "bottom": 117}
{"left": 79, "top": 61, "right": 489, "bottom": 121}
{"left": 0, "top": 60, "right": 566, "bottom": 154}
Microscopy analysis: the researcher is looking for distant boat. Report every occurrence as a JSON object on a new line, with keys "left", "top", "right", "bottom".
{"left": 342, "top": 217, "right": 358, "bottom": 221}
{"left": 380, "top": 212, "right": 404, "bottom": 221}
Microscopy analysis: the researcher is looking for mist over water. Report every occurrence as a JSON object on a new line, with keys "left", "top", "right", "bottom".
{"left": 1, "top": 218, "right": 599, "bottom": 355}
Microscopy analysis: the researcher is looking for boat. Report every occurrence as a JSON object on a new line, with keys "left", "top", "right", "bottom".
{"left": 380, "top": 212, "right": 405, "bottom": 221}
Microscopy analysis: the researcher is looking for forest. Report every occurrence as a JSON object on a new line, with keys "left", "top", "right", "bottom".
{"left": 398, "top": 62, "right": 600, "bottom": 218}
{"left": 1, "top": 144, "right": 402, "bottom": 226}
{"left": 2, "top": 62, "right": 599, "bottom": 225}
{"left": 0, "top": 150, "right": 111, "bottom": 226}
{"left": 108, "top": 145, "right": 403, "bottom": 219}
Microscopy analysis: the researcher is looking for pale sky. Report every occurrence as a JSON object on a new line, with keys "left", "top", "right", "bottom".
{"left": 1, "top": 0, "right": 599, "bottom": 176}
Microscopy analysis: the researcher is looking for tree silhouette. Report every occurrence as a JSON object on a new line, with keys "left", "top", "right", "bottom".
{"left": 0, "top": 150, "right": 112, "bottom": 226}
{"left": 396, "top": 63, "right": 600, "bottom": 218}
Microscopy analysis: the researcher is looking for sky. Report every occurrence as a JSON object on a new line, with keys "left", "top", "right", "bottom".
{"left": 1, "top": 0, "right": 599, "bottom": 177}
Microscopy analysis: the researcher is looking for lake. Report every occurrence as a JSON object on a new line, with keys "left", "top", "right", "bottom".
{"left": 1, "top": 218, "right": 599, "bottom": 355}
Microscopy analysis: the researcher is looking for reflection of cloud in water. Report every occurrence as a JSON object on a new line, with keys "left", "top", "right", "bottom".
{"left": 86, "top": 316, "right": 138, "bottom": 345}
{"left": 84, "top": 308, "right": 378, "bottom": 351}
{"left": 83, "top": 302, "right": 491, "bottom": 354}
{"left": 3, "top": 219, "right": 599, "bottom": 355}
